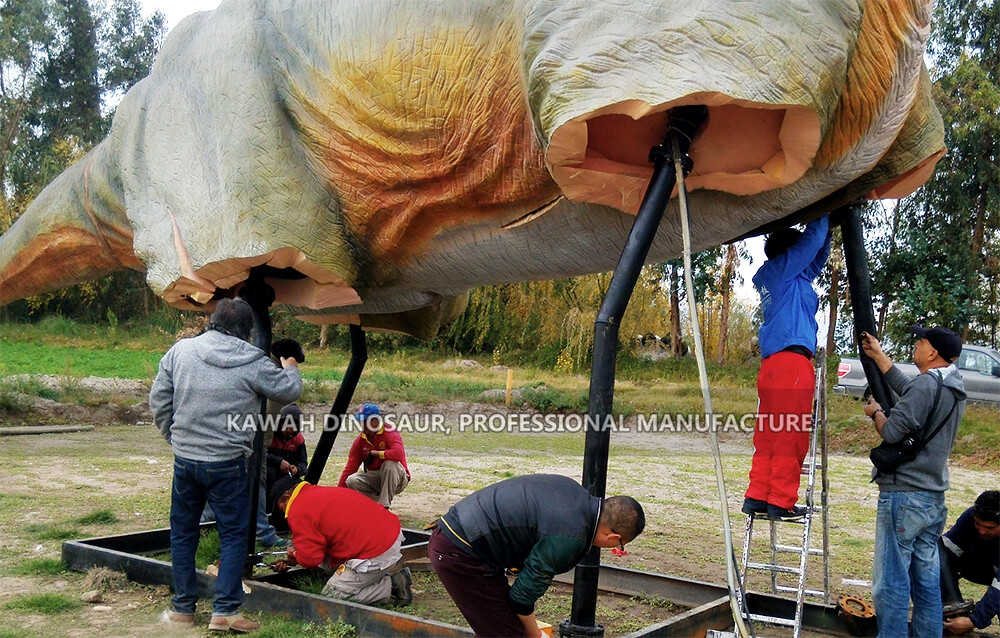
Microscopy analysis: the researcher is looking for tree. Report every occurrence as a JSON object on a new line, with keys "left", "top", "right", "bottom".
{"left": 0, "top": 0, "right": 166, "bottom": 321}
{"left": 0, "top": 0, "right": 55, "bottom": 226}
{"left": 873, "top": 1, "right": 1000, "bottom": 349}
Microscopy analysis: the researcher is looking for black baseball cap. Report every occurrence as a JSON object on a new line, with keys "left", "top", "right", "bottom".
{"left": 912, "top": 325, "right": 962, "bottom": 362}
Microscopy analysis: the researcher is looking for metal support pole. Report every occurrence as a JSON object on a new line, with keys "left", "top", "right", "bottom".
{"left": 238, "top": 277, "right": 276, "bottom": 574}
{"left": 305, "top": 323, "right": 368, "bottom": 485}
{"left": 561, "top": 105, "right": 706, "bottom": 638}
{"left": 838, "top": 205, "right": 894, "bottom": 410}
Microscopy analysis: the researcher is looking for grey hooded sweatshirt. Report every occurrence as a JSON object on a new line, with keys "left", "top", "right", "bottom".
{"left": 874, "top": 363, "right": 967, "bottom": 493}
{"left": 149, "top": 330, "right": 302, "bottom": 462}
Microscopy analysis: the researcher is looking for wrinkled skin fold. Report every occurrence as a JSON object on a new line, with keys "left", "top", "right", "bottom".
{"left": 0, "top": 0, "right": 944, "bottom": 337}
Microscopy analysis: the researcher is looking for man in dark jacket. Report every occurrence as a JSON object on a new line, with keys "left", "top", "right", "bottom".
{"left": 940, "top": 491, "right": 1000, "bottom": 634}
{"left": 266, "top": 404, "right": 308, "bottom": 489}
{"left": 744, "top": 216, "right": 831, "bottom": 520}
{"left": 150, "top": 298, "right": 302, "bottom": 633}
{"left": 860, "top": 327, "right": 967, "bottom": 638}
{"left": 430, "top": 474, "right": 645, "bottom": 637}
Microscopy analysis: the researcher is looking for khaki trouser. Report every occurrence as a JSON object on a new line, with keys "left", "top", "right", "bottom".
{"left": 345, "top": 461, "right": 409, "bottom": 507}
{"left": 321, "top": 532, "right": 404, "bottom": 604}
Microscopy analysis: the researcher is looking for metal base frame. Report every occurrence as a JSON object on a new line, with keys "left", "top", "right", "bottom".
{"left": 62, "top": 527, "right": 865, "bottom": 637}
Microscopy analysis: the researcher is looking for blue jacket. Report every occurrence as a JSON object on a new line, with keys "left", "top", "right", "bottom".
{"left": 754, "top": 217, "right": 831, "bottom": 359}
{"left": 943, "top": 508, "right": 1000, "bottom": 628}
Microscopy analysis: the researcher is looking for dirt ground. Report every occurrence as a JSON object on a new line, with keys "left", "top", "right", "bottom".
{"left": 1, "top": 391, "right": 998, "bottom": 637}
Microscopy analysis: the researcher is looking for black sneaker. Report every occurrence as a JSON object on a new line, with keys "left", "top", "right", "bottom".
{"left": 390, "top": 567, "right": 413, "bottom": 606}
{"left": 742, "top": 497, "right": 768, "bottom": 515}
{"left": 767, "top": 504, "right": 808, "bottom": 520}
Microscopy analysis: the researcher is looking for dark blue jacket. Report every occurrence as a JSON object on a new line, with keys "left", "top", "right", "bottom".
{"left": 753, "top": 217, "right": 831, "bottom": 359}
{"left": 943, "top": 508, "right": 1000, "bottom": 628}
{"left": 439, "top": 474, "right": 601, "bottom": 615}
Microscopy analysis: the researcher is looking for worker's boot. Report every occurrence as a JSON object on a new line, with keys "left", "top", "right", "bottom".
{"left": 390, "top": 567, "right": 413, "bottom": 606}
{"left": 208, "top": 613, "right": 260, "bottom": 633}
{"left": 767, "top": 504, "right": 808, "bottom": 520}
{"left": 159, "top": 609, "right": 195, "bottom": 627}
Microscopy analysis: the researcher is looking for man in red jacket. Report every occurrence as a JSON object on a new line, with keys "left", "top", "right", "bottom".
{"left": 271, "top": 477, "right": 413, "bottom": 605}
{"left": 338, "top": 403, "right": 410, "bottom": 507}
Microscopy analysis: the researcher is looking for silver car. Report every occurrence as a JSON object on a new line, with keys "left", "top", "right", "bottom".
{"left": 834, "top": 344, "right": 1000, "bottom": 404}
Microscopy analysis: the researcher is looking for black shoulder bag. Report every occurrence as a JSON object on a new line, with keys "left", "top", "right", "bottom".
{"left": 869, "top": 373, "right": 958, "bottom": 476}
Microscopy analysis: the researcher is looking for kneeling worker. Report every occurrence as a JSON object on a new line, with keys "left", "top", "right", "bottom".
{"left": 270, "top": 477, "right": 413, "bottom": 605}
{"left": 430, "top": 474, "right": 645, "bottom": 638}
{"left": 941, "top": 490, "right": 1000, "bottom": 634}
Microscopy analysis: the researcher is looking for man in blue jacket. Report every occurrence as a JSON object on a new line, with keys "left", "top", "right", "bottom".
{"left": 430, "top": 474, "right": 645, "bottom": 637}
{"left": 743, "top": 216, "right": 831, "bottom": 520}
{"left": 940, "top": 491, "right": 1000, "bottom": 634}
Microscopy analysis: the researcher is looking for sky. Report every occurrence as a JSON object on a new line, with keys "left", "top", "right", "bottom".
{"left": 149, "top": 1, "right": 787, "bottom": 318}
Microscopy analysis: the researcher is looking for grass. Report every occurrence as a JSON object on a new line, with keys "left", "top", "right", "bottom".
{"left": 10, "top": 558, "right": 65, "bottom": 576}
{"left": 254, "top": 617, "right": 356, "bottom": 638}
{"left": 25, "top": 523, "right": 82, "bottom": 541}
{"left": 2, "top": 594, "right": 81, "bottom": 614}
{"left": 74, "top": 509, "right": 119, "bottom": 525}
{"left": 196, "top": 529, "right": 222, "bottom": 569}
{"left": 290, "top": 571, "right": 328, "bottom": 595}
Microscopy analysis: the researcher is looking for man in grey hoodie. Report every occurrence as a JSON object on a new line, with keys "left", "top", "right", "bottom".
{"left": 150, "top": 298, "right": 302, "bottom": 633}
{"left": 861, "top": 326, "right": 967, "bottom": 638}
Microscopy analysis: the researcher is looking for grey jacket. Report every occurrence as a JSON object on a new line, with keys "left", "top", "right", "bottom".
{"left": 149, "top": 330, "right": 302, "bottom": 462}
{"left": 874, "top": 363, "right": 966, "bottom": 492}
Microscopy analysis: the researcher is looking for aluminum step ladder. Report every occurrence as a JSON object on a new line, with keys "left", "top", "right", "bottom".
{"left": 737, "top": 349, "right": 831, "bottom": 638}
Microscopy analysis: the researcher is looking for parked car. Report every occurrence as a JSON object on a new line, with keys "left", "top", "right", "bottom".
{"left": 835, "top": 344, "right": 1000, "bottom": 404}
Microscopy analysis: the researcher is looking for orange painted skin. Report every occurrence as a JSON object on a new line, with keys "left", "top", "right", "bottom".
{"left": 288, "top": 24, "right": 561, "bottom": 268}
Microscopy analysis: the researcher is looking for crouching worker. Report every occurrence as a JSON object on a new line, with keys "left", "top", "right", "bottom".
{"left": 941, "top": 491, "right": 1000, "bottom": 634}
{"left": 269, "top": 476, "right": 413, "bottom": 606}
{"left": 430, "top": 474, "right": 645, "bottom": 638}
{"left": 338, "top": 403, "right": 410, "bottom": 508}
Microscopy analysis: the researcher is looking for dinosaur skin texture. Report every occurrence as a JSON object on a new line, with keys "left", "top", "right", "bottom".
{"left": 0, "top": 0, "right": 943, "bottom": 338}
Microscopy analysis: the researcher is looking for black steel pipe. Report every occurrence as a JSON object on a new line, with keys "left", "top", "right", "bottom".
{"left": 238, "top": 278, "right": 276, "bottom": 573}
{"left": 839, "top": 205, "right": 895, "bottom": 410}
{"left": 562, "top": 106, "right": 706, "bottom": 638}
{"left": 305, "top": 323, "right": 368, "bottom": 485}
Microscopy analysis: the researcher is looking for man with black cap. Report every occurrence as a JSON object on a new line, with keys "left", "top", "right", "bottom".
{"left": 940, "top": 490, "right": 1000, "bottom": 634}
{"left": 860, "top": 326, "right": 967, "bottom": 638}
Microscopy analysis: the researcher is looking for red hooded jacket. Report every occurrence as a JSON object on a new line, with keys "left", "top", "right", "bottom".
{"left": 337, "top": 425, "right": 410, "bottom": 487}
{"left": 285, "top": 484, "right": 400, "bottom": 568}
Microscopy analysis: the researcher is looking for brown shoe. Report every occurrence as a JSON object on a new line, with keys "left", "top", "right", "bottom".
{"left": 208, "top": 613, "right": 259, "bottom": 633}
{"left": 159, "top": 609, "right": 195, "bottom": 626}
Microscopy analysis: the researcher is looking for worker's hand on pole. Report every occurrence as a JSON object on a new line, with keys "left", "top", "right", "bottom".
{"left": 863, "top": 397, "right": 882, "bottom": 419}
{"left": 860, "top": 332, "right": 892, "bottom": 373}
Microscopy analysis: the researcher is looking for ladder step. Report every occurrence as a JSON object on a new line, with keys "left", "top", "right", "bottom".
{"left": 747, "top": 613, "right": 796, "bottom": 627}
{"left": 775, "top": 584, "right": 825, "bottom": 598}
{"left": 746, "top": 562, "right": 801, "bottom": 575}
{"left": 774, "top": 544, "right": 825, "bottom": 556}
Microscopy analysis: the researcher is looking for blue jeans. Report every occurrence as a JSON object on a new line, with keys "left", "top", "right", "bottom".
{"left": 170, "top": 456, "right": 249, "bottom": 616}
{"left": 201, "top": 483, "right": 279, "bottom": 543}
{"left": 873, "top": 490, "right": 947, "bottom": 638}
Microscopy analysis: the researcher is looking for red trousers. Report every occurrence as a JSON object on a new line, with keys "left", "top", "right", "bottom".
{"left": 746, "top": 351, "right": 815, "bottom": 509}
